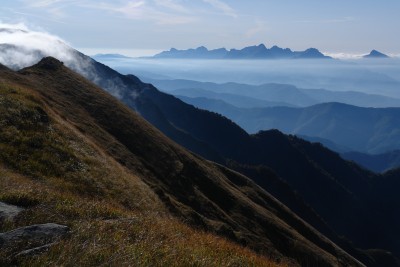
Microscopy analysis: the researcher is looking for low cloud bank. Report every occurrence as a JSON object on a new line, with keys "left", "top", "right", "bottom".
{"left": 0, "top": 22, "right": 105, "bottom": 93}
{"left": 0, "top": 22, "right": 79, "bottom": 69}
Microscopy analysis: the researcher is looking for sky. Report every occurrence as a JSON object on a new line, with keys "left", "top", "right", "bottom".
{"left": 0, "top": 0, "right": 399, "bottom": 57}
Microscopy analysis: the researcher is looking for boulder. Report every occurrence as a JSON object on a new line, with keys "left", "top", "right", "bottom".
{"left": 0, "top": 223, "right": 69, "bottom": 251}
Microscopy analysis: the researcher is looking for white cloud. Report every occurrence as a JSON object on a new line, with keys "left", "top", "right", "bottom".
{"left": 326, "top": 52, "right": 400, "bottom": 59}
{"left": 104, "top": 1, "right": 146, "bottom": 19}
{"left": 23, "top": 0, "right": 79, "bottom": 8}
{"left": 246, "top": 20, "right": 268, "bottom": 38}
{"left": 202, "top": 0, "right": 237, "bottom": 18}
{"left": 11, "top": 10, "right": 67, "bottom": 24}
{"left": 0, "top": 22, "right": 29, "bottom": 31}
{"left": 0, "top": 22, "right": 69, "bottom": 47}
{"left": 91, "top": 1, "right": 195, "bottom": 25}
{"left": 323, "top": 52, "right": 364, "bottom": 59}
{"left": 19, "top": 0, "right": 83, "bottom": 20}
{"left": 295, "top": 17, "right": 356, "bottom": 24}
{"left": 15, "top": 0, "right": 236, "bottom": 25}
{"left": 27, "top": 0, "right": 63, "bottom": 7}
{"left": 0, "top": 22, "right": 77, "bottom": 69}
{"left": 0, "top": 22, "right": 108, "bottom": 94}
{"left": 153, "top": 0, "right": 188, "bottom": 13}
{"left": 388, "top": 53, "right": 400, "bottom": 58}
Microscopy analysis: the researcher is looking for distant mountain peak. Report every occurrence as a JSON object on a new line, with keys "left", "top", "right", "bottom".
{"left": 153, "top": 44, "right": 331, "bottom": 59}
{"left": 363, "top": 50, "right": 389, "bottom": 58}
{"left": 92, "top": 53, "right": 131, "bottom": 60}
{"left": 270, "top": 45, "right": 281, "bottom": 50}
{"left": 296, "top": 48, "right": 329, "bottom": 59}
{"left": 196, "top": 46, "right": 208, "bottom": 51}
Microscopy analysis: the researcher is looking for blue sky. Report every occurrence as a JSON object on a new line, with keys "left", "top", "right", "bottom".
{"left": 1, "top": 0, "right": 399, "bottom": 56}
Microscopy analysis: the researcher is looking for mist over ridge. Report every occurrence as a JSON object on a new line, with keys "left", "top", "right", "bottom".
{"left": 0, "top": 22, "right": 76, "bottom": 69}
{"left": 96, "top": 56, "right": 400, "bottom": 99}
{"left": 1, "top": 22, "right": 399, "bottom": 100}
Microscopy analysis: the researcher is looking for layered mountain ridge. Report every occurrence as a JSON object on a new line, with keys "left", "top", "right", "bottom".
{"left": 177, "top": 97, "right": 400, "bottom": 154}
{"left": 153, "top": 44, "right": 331, "bottom": 59}
{"left": 0, "top": 57, "right": 371, "bottom": 266}
{"left": 146, "top": 78, "right": 400, "bottom": 109}
{"left": 1, "top": 34, "right": 400, "bottom": 264}
{"left": 46, "top": 51, "right": 400, "bottom": 263}
{"left": 75, "top": 58, "right": 400, "bottom": 261}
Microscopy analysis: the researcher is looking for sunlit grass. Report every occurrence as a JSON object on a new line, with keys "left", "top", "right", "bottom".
{"left": 0, "top": 82, "right": 282, "bottom": 266}
{"left": 0, "top": 167, "right": 279, "bottom": 267}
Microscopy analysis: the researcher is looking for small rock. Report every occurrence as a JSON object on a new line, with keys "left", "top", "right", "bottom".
{"left": 0, "top": 202, "right": 24, "bottom": 221}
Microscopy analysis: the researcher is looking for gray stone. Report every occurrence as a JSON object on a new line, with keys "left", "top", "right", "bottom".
{"left": 0, "top": 223, "right": 69, "bottom": 249}
{"left": 0, "top": 202, "right": 24, "bottom": 221}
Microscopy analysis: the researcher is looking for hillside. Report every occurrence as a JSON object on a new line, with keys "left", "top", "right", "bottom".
{"left": 0, "top": 58, "right": 370, "bottom": 266}
{"left": 174, "top": 89, "right": 295, "bottom": 108}
{"left": 144, "top": 78, "right": 400, "bottom": 108}
{"left": 41, "top": 51, "right": 399, "bottom": 263}
{"left": 107, "top": 77, "right": 400, "bottom": 260}
{"left": 342, "top": 150, "right": 400, "bottom": 173}
{"left": 0, "top": 60, "right": 278, "bottom": 266}
{"left": 179, "top": 97, "right": 400, "bottom": 154}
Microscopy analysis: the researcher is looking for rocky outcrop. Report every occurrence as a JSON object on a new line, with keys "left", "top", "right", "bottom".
{"left": 0, "top": 223, "right": 69, "bottom": 256}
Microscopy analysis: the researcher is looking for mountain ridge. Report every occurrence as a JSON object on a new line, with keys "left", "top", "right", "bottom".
{"left": 144, "top": 78, "right": 400, "bottom": 108}
{"left": 0, "top": 57, "right": 369, "bottom": 266}
{"left": 0, "top": 59, "right": 285, "bottom": 266}
{"left": 342, "top": 150, "right": 400, "bottom": 173}
{"left": 1, "top": 24, "right": 400, "bottom": 265}
{"left": 153, "top": 44, "right": 331, "bottom": 59}
{"left": 92, "top": 53, "right": 133, "bottom": 60}
{"left": 125, "top": 80, "right": 400, "bottom": 260}
{"left": 364, "top": 50, "right": 390, "bottom": 58}
{"left": 1, "top": 41, "right": 400, "bottom": 264}
{"left": 178, "top": 96, "right": 400, "bottom": 154}
{"left": 42, "top": 50, "right": 400, "bottom": 261}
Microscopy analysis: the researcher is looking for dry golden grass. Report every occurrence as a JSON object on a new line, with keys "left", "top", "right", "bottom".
{"left": 23, "top": 215, "right": 281, "bottom": 267}
{"left": 0, "top": 81, "right": 281, "bottom": 266}
{"left": 0, "top": 167, "right": 279, "bottom": 267}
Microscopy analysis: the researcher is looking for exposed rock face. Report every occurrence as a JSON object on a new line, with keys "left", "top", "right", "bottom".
{"left": 0, "top": 223, "right": 69, "bottom": 255}
{"left": 0, "top": 202, "right": 24, "bottom": 222}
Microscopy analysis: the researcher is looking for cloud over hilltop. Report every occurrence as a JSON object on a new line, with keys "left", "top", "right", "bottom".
{"left": 0, "top": 22, "right": 77, "bottom": 69}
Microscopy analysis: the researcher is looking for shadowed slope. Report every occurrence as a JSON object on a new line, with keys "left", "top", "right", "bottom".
{"left": 52, "top": 52, "right": 399, "bottom": 264}
{"left": 0, "top": 58, "right": 367, "bottom": 266}
{"left": 178, "top": 96, "right": 400, "bottom": 154}
{"left": 134, "top": 79, "right": 400, "bottom": 258}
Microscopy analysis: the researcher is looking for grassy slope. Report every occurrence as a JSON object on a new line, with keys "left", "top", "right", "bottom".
{"left": 0, "top": 67, "right": 277, "bottom": 267}
{"left": 0, "top": 58, "right": 363, "bottom": 266}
